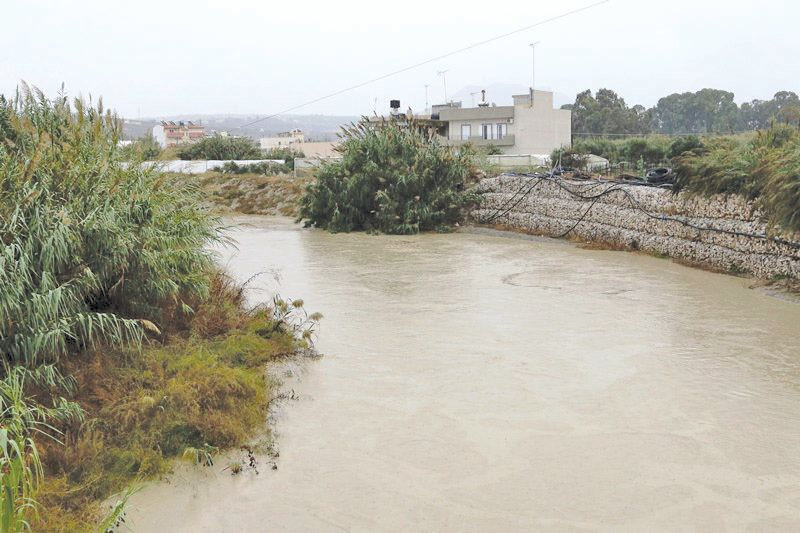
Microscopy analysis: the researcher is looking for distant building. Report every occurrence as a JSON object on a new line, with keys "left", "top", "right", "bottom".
{"left": 294, "top": 141, "right": 338, "bottom": 158}
{"left": 431, "top": 90, "right": 571, "bottom": 155}
{"left": 259, "top": 129, "right": 305, "bottom": 150}
{"left": 152, "top": 121, "right": 205, "bottom": 148}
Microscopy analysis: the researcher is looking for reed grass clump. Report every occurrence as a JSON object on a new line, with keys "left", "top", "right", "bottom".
{"left": 0, "top": 86, "right": 321, "bottom": 531}
{"left": 0, "top": 85, "right": 219, "bottom": 368}
{"left": 34, "top": 272, "right": 319, "bottom": 530}
{"left": 298, "top": 117, "right": 478, "bottom": 234}
{"left": 674, "top": 124, "right": 800, "bottom": 233}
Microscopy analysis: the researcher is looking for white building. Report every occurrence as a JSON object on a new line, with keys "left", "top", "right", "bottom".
{"left": 432, "top": 90, "right": 571, "bottom": 155}
{"left": 259, "top": 129, "right": 305, "bottom": 150}
{"left": 151, "top": 120, "right": 205, "bottom": 148}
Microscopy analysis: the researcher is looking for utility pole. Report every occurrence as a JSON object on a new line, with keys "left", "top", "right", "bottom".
{"left": 424, "top": 84, "right": 430, "bottom": 113}
{"left": 437, "top": 70, "right": 449, "bottom": 103}
{"left": 529, "top": 41, "right": 540, "bottom": 108}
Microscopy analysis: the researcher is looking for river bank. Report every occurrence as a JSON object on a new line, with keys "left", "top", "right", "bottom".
{"left": 127, "top": 215, "right": 800, "bottom": 531}
{"left": 175, "top": 172, "right": 312, "bottom": 217}
{"left": 472, "top": 174, "right": 800, "bottom": 283}
{"left": 187, "top": 171, "right": 800, "bottom": 292}
{"left": 35, "top": 271, "right": 320, "bottom": 529}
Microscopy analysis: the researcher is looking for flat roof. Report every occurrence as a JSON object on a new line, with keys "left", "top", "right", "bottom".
{"left": 436, "top": 105, "right": 515, "bottom": 121}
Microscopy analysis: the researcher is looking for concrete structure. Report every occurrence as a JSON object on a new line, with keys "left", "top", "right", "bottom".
{"left": 259, "top": 129, "right": 305, "bottom": 150}
{"left": 432, "top": 90, "right": 571, "bottom": 155}
{"left": 472, "top": 174, "right": 800, "bottom": 280}
{"left": 294, "top": 141, "right": 338, "bottom": 159}
{"left": 152, "top": 121, "right": 205, "bottom": 148}
{"left": 124, "top": 159, "right": 285, "bottom": 174}
{"left": 259, "top": 129, "right": 339, "bottom": 159}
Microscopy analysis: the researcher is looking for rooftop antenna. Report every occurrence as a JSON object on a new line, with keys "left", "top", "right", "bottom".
{"left": 424, "top": 84, "right": 430, "bottom": 113}
{"left": 437, "top": 69, "right": 449, "bottom": 103}
{"left": 529, "top": 41, "right": 540, "bottom": 107}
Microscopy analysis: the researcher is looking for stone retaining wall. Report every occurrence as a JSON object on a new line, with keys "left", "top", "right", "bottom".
{"left": 471, "top": 174, "right": 800, "bottom": 279}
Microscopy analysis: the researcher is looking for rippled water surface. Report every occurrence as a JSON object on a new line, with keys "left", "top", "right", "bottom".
{"left": 129, "top": 216, "right": 800, "bottom": 532}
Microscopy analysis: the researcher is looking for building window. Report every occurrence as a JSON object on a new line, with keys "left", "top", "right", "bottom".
{"left": 460, "top": 124, "right": 471, "bottom": 140}
{"left": 481, "top": 123, "right": 496, "bottom": 140}
{"left": 497, "top": 123, "right": 507, "bottom": 139}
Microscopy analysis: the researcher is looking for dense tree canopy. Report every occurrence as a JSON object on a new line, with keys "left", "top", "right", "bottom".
{"left": 564, "top": 88, "right": 800, "bottom": 136}
{"left": 565, "top": 89, "right": 651, "bottom": 136}
{"left": 176, "top": 135, "right": 263, "bottom": 160}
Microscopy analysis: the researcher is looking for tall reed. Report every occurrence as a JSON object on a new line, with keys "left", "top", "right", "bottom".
{"left": 0, "top": 84, "right": 221, "bottom": 367}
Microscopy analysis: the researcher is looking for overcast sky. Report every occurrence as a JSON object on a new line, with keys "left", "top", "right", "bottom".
{"left": 2, "top": 0, "right": 798, "bottom": 119}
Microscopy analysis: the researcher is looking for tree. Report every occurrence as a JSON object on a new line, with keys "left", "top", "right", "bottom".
{"left": 177, "top": 135, "right": 263, "bottom": 160}
{"left": 567, "top": 89, "right": 651, "bottom": 136}
{"left": 119, "top": 132, "right": 162, "bottom": 160}
{"left": 653, "top": 89, "right": 738, "bottom": 134}
{"left": 739, "top": 92, "right": 800, "bottom": 130}
{"left": 778, "top": 104, "right": 800, "bottom": 127}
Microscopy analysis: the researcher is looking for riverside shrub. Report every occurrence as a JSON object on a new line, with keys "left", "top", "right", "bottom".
{"left": 0, "top": 85, "right": 221, "bottom": 528}
{"left": 674, "top": 124, "right": 800, "bottom": 233}
{"left": 0, "top": 86, "right": 321, "bottom": 529}
{"left": 298, "top": 117, "right": 477, "bottom": 234}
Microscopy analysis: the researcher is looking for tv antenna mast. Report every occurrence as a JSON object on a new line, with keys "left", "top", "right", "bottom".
{"left": 424, "top": 84, "right": 430, "bottom": 113}
{"left": 437, "top": 70, "right": 449, "bottom": 103}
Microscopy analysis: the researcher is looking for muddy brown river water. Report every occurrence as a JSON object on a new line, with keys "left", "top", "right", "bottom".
{"left": 128, "top": 216, "right": 800, "bottom": 532}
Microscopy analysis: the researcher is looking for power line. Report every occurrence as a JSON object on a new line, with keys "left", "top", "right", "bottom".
{"left": 238, "top": 0, "right": 611, "bottom": 129}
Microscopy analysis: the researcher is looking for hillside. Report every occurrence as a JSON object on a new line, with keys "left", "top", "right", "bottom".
{"left": 123, "top": 113, "right": 359, "bottom": 141}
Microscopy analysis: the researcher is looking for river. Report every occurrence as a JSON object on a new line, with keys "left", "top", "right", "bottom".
{"left": 127, "top": 216, "right": 800, "bottom": 531}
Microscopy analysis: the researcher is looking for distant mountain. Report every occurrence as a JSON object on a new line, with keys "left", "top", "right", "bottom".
{"left": 122, "top": 113, "right": 359, "bottom": 141}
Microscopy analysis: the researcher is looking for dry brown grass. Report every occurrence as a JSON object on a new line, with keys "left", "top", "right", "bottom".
{"left": 177, "top": 172, "right": 312, "bottom": 217}
{"left": 34, "top": 271, "right": 311, "bottom": 531}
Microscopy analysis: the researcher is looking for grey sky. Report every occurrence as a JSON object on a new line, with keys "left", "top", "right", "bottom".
{"left": 2, "top": 0, "right": 797, "bottom": 119}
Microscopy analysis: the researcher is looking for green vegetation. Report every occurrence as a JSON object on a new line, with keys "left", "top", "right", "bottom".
{"left": 0, "top": 86, "right": 319, "bottom": 530}
{"left": 177, "top": 135, "right": 263, "bottom": 160}
{"left": 119, "top": 132, "right": 162, "bottom": 160}
{"left": 674, "top": 125, "right": 800, "bottom": 233}
{"left": 565, "top": 88, "right": 800, "bottom": 136}
{"left": 37, "top": 273, "right": 318, "bottom": 529}
{"left": 552, "top": 134, "right": 706, "bottom": 169}
{"left": 262, "top": 147, "right": 305, "bottom": 170}
{"left": 551, "top": 123, "right": 800, "bottom": 235}
{"left": 182, "top": 172, "right": 311, "bottom": 217}
{"left": 221, "top": 160, "right": 292, "bottom": 175}
{"left": 564, "top": 89, "right": 651, "bottom": 136}
{"left": 299, "top": 117, "right": 478, "bottom": 234}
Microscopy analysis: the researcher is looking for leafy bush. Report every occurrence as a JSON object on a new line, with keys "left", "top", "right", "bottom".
{"left": 553, "top": 135, "right": 716, "bottom": 171}
{"left": 299, "top": 117, "right": 477, "bottom": 234}
{"left": 263, "top": 147, "right": 305, "bottom": 170}
{"left": 119, "top": 132, "right": 162, "bottom": 160}
{"left": 667, "top": 135, "right": 703, "bottom": 159}
{"left": 674, "top": 124, "right": 800, "bottom": 233}
{"left": 221, "top": 161, "right": 291, "bottom": 175}
{"left": 177, "top": 135, "right": 262, "bottom": 160}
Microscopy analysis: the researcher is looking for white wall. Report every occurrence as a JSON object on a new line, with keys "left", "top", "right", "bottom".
{"left": 505, "top": 91, "right": 571, "bottom": 155}
{"left": 128, "top": 159, "right": 285, "bottom": 174}
{"left": 152, "top": 124, "right": 166, "bottom": 148}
